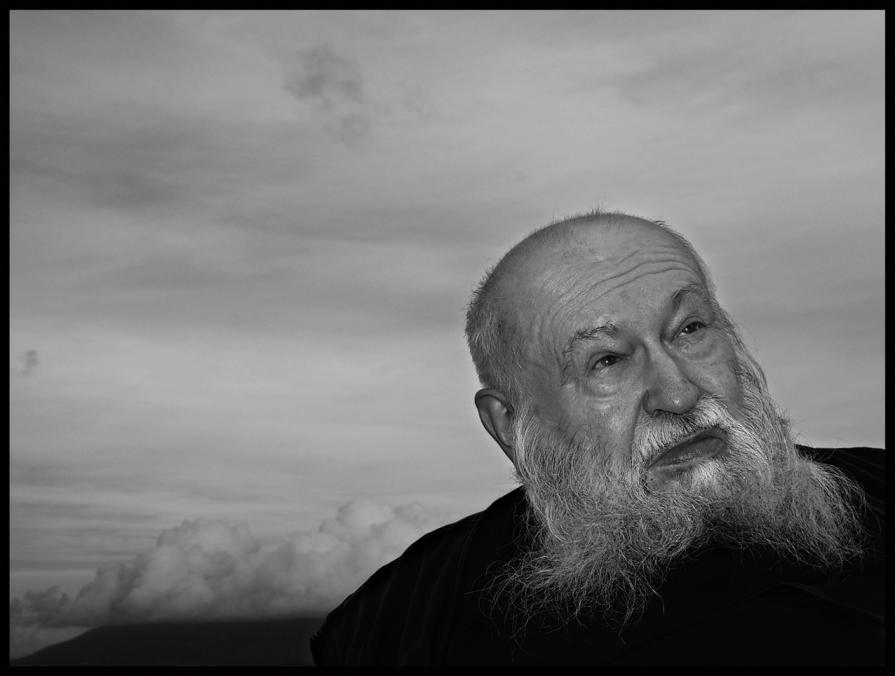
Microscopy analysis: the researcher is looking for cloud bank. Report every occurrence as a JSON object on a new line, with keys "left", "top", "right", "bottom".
{"left": 9, "top": 497, "right": 452, "bottom": 659}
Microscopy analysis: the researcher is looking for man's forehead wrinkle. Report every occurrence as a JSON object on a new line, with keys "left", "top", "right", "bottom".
{"left": 553, "top": 242, "right": 698, "bottom": 290}
{"left": 530, "top": 243, "right": 691, "bottom": 313}
{"left": 556, "top": 258, "right": 701, "bottom": 319}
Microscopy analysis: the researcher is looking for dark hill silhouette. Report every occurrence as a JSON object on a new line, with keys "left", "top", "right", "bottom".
{"left": 10, "top": 616, "right": 325, "bottom": 666}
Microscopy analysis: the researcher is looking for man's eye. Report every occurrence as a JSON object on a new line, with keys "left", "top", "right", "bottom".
{"left": 680, "top": 321, "right": 706, "bottom": 336}
{"left": 591, "top": 354, "right": 622, "bottom": 371}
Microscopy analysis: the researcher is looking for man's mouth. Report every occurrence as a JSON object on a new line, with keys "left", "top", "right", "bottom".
{"left": 646, "top": 427, "right": 728, "bottom": 471}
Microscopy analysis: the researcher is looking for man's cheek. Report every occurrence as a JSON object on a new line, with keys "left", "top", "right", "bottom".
{"left": 717, "top": 364, "right": 745, "bottom": 407}
{"left": 710, "top": 345, "right": 746, "bottom": 411}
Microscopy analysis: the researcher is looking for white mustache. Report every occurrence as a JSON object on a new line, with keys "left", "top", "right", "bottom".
{"left": 632, "top": 395, "right": 735, "bottom": 466}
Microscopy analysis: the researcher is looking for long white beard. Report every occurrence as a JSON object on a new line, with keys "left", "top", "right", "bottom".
{"left": 495, "top": 347, "right": 867, "bottom": 631}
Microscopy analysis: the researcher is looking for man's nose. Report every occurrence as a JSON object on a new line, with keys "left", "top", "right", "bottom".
{"left": 641, "top": 349, "right": 700, "bottom": 416}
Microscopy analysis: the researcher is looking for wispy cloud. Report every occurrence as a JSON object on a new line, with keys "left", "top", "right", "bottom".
{"left": 13, "top": 350, "right": 40, "bottom": 377}
{"left": 286, "top": 45, "right": 366, "bottom": 107}
{"left": 284, "top": 45, "right": 371, "bottom": 146}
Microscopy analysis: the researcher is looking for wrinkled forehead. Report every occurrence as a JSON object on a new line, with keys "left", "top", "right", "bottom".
{"left": 501, "top": 220, "right": 707, "bottom": 311}
{"left": 493, "top": 221, "right": 712, "bottom": 374}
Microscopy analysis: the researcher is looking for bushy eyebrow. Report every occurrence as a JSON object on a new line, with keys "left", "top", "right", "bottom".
{"left": 562, "top": 322, "right": 619, "bottom": 359}
{"left": 560, "top": 322, "right": 618, "bottom": 383}
{"left": 558, "top": 282, "right": 712, "bottom": 382}
{"left": 669, "top": 282, "right": 713, "bottom": 314}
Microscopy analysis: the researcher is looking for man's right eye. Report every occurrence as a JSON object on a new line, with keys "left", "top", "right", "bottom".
{"left": 591, "top": 354, "right": 622, "bottom": 371}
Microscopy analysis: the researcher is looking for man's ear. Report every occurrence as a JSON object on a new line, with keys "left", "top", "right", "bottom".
{"left": 474, "top": 389, "right": 515, "bottom": 463}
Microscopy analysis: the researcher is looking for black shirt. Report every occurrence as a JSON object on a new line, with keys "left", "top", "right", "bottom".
{"left": 310, "top": 446, "right": 885, "bottom": 666}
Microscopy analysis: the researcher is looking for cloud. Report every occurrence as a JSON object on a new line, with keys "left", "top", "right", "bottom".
{"left": 285, "top": 45, "right": 365, "bottom": 106}
{"left": 610, "top": 11, "right": 882, "bottom": 118}
{"left": 9, "top": 497, "right": 453, "bottom": 659}
{"left": 11, "top": 350, "right": 39, "bottom": 377}
{"left": 284, "top": 45, "right": 371, "bottom": 145}
{"left": 24, "top": 351, "right": 39, "bottom": 376}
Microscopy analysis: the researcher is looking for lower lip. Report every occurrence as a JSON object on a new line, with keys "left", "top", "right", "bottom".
{"left": 648, "top": 436, "right": 726, "bottom": 472}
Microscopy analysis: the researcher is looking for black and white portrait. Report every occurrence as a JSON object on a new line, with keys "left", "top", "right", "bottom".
{"left": 10, "top": 10, "right": 883, "bottom": 666}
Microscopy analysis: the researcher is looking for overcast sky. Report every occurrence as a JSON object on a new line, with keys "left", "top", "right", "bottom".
{"left": 9, "top": 9, "right": 884, "bottom": 656}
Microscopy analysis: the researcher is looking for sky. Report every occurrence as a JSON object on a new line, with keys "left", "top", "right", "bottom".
{"left": 9, "top": 10, "right": 884, "bottom": 658}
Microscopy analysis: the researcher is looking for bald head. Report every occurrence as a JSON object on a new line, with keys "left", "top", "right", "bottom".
{"left": 465, "top": 211, "right": 714, "bottom": 407}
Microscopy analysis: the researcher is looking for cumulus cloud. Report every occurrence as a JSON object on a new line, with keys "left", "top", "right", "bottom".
{"left": 9, "top": 497, "right": 452, "bottom": 659}
{"left": 284, "top": 45, "right": 371, "bottom": 145}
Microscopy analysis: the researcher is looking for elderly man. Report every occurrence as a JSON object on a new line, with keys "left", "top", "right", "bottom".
{"left": 310, "top": 212, "right": 884, "bottom": 666}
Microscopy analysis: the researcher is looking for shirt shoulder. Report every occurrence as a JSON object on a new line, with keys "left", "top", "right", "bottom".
{"left": 310, "top": 488, "right": 525, "bottom": 665}
{"left": 796, "top": 444, "right": 885, "bottom": 518}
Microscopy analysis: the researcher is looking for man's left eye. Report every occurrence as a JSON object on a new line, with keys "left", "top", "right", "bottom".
{"left": 680, "top": 321, "right": 706, "bottom": 336}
